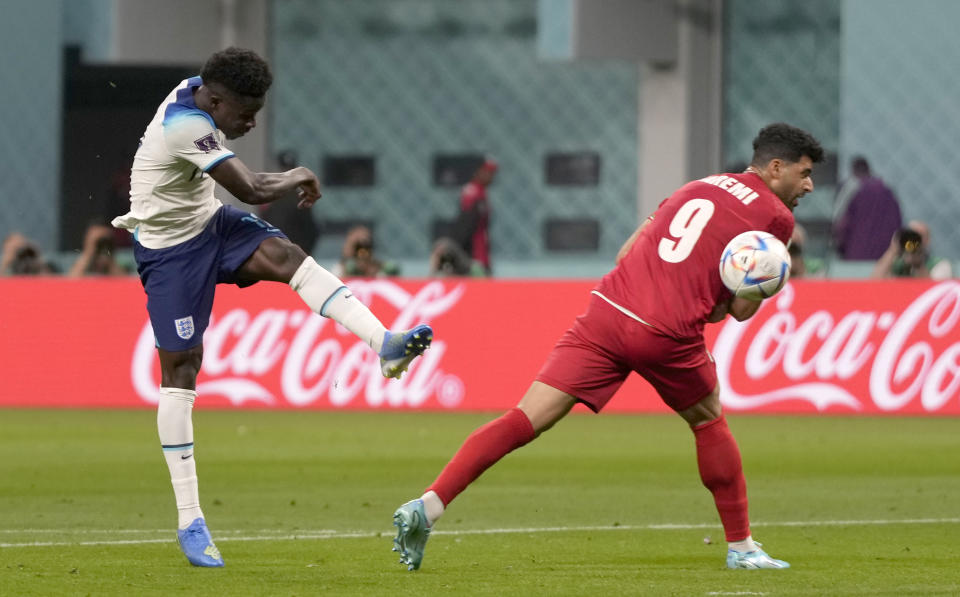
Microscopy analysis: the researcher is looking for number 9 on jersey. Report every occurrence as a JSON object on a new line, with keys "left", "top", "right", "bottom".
{"left": 719, "top": 230, "right": 791, "bottom": 301}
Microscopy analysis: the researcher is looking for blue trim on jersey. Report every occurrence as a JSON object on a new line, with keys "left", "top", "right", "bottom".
{"left": 203, "top": 153, "right": 235, "bottom": 172}
{"left": 163, "top": 76, "right": 216, "bottom": 130}
{"left": 162, "top": 442, "right": 194, "bottom": 452}
{"left": 320, "top": 286, "right": 349, "bottom": 317}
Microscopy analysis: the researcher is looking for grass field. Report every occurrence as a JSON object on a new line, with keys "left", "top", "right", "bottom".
{"left": 1, "top": 409, "right": 958, "bottom": 596}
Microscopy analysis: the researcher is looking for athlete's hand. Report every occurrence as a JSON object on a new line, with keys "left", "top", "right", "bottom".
{"left": 294, "top": 167, "right": 322, "bottom": 209}
{"left": 707, "top": 298, "right": 731, "bottom": 322}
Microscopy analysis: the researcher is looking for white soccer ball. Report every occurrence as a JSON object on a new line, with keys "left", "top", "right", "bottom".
{"left": 719, "top": 230, "right": 791, "bottom": 300}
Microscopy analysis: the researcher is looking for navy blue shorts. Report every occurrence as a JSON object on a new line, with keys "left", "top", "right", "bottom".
{"left": 134, "top": 205, "right": 287, "bottom": 351}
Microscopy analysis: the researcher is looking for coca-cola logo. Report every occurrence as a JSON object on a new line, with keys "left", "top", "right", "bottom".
{"left": 131, "top": 280, "right": 466, "bottom": 408}
{"left": 715, "top": 281, "right": 960, "bottom": 412}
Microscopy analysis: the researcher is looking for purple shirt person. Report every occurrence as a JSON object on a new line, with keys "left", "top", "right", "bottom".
{"left": 833, "top": 157, "right": 903, "bottom": 260}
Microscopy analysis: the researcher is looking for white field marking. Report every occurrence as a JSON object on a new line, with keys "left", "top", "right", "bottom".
{"left": 2, "top": 517, "right": 959, "bottom": 548}
{"left": 706, "top": 593, "right": 766, "bottom": 596}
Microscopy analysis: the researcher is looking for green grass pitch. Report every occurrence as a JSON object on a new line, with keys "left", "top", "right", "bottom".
{"left": 1, "top": 409, "right": 958, "bottom": 596}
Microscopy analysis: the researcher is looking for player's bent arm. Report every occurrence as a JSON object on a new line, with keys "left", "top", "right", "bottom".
{"left": 208, "top": 157, "right": 321, "bottom": 207}
{"left": 615, "top": 215, "right": 653, "bottom": 264}
{"left": 728, "top": 296, "right": 762, "bottom": 321}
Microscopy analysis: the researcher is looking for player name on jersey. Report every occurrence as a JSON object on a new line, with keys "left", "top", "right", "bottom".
{"left": 698, "top": 175, "right": 760, "bottom": 205}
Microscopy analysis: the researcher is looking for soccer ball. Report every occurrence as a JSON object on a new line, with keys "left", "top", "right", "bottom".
{"left": 719, "top": 230, "right": 791, "bottom": 300}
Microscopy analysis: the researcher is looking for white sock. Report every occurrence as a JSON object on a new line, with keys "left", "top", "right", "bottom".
{"left": 158, "top": 387, "right": 204, "bottom": 529}
{"left": 420, "top": 490, "right": 445, "bottom": 526}
{"left": 289, "top": 256, "right": 386, "bottom": 352}
{"left": 728, "top": 536, "right": 759, "bottom": 553}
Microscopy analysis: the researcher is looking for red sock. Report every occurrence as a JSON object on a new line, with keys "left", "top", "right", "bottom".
{"left": 692, "top": 415, "right": 750, "bottom": 542}
{"left": 427, "top": 407, "right": 536, "bottom": 506}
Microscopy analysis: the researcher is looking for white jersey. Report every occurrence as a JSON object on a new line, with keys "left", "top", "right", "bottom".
{"left": 112, "top": 76, "right": 235, "bottom": 249}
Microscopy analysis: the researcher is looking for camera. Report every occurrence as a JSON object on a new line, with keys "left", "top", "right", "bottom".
{"left": 95, "top": 236, "right": 115, "bottom": 256}
{"left": 897, "top": 228, "right": 923, "bottom": 254}
{"left": 10, "top": 245, "right": 45, "bottom": 274}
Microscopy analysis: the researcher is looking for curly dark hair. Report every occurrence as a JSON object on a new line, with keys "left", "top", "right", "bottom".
{"left": 201, "top": 47, "right": 273, "bottom": 98}
{"left": 750, "top": 123, "right": 824, "bottom": 166}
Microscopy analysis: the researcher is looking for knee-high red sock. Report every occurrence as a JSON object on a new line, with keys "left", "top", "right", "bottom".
{"left": 693, "top": 415, "right": 750, "bottom": 542}
{"left": 427, "top": 407, "right": 536, "bottom": 506}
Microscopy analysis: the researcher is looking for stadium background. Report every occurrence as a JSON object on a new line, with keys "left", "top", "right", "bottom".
{"left": 2, "top": 0, "right": 959, "bottom": 276}
{"left": 1, "top": 0, "right": 958, "bottom": 414}
{"left": 1, "top": 4, "right": 959, "bottom": 595}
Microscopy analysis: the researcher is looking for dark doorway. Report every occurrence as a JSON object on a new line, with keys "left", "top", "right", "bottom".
{"left": 60, "top": 46, "right": 196, "bottom": 250}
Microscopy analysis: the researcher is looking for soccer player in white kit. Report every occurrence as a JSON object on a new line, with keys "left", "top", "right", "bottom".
{"left": 112, "top": 47, "right": 432, "bottom": 567}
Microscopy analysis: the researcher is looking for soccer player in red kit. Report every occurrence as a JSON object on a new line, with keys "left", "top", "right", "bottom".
{"left": 392, "top": 123, "right": 823, "bottom": 571}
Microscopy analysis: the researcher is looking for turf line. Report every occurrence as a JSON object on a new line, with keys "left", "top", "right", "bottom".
{"left": 2, "top": 517, "right": 959, "bottom": 548}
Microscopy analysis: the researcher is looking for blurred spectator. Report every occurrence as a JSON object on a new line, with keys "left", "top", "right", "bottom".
{"left": 68, "top": 223, "right": 130, "bottom": 277}
{"left": 429, "top": 237, "right": 487, "bottom": 277}
{"left": 259, "top": 150, "right": 320, "bottom": 254}
{"left": 833, "top": 156, "right": 902, "bottom": 260}
{"left": 451, "top": 157, "right": 497, "bottom": 275}
{"left": 787, "top": 223, "right": 823, "bottom": 279}
{"left": 872, "top": 220, "right": 953, "bottom": 280}
{"left": 332, "top": 225, "right": 399, "bottom": 278}
{"left": 1, "top": 232, "right": 57, "bottom": 275}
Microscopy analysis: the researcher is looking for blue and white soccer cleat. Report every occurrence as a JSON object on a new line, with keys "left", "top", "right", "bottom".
{"left": 392, "top": 499, "right": 431, "bottom": 571}
{"left": 379, "top": 324, "right": 433, "bottom": 379}
{"left": 177, "top": 517, "right": 225, "bottom": 567}
{"left": 726, "top": 544, "right": 790, "bottom": 569}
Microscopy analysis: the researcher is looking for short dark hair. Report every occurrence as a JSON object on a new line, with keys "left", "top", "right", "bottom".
{"left": 201, "top": 47, "right": 273, "bottom": 98}
{"left": 851, "top": 156, "right": 871, "bottom": 177}
{"left": 750, "top": 123, "right": 824, "bottom": 166}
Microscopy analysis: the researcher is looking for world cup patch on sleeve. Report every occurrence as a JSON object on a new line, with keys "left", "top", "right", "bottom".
{"left": 194, "top": 133, "right": 220, "bottom": 152}
{"left": 175, "top": 316, "right": 195, "bottom": 340}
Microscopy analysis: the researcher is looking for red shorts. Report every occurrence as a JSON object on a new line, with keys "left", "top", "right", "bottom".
{"left": 535, "top": 293, "right": 716, "bottom": 412}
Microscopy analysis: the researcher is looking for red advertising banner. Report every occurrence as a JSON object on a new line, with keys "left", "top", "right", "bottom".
{"left": 1, "top": 278, "right": 958, "bottom": 414}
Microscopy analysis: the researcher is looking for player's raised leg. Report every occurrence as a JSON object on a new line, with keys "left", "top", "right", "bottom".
{"left": 287, "top": 255, "right": 432, "bottom": 378}
{"left": 240, "top": 237, "right": 432, "bottom": 379}
{"left": 393, "top": 382, "right": 576, "bottom": 571}
{"left": 679, "top": 388, "right": 789, "bottom": 569}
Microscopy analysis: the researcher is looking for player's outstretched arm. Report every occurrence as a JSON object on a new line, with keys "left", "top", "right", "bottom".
{"left": 208, "top": 157, "right": 321, "bottom": 208}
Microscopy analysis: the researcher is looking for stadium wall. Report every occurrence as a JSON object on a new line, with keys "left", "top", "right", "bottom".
{"left": 0, "top": 1, "right": 62, "bottom": 253}
{"left": 2, "top": 278, "right": 958, "bottom": 415}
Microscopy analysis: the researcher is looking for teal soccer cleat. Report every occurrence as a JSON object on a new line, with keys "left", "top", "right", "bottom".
{"left": 379, "top": 325, "right": 433, "bottom": 379}
{"left": 177, "top": 518, "right": 225, "bottom": 567}
{"left": 726, "top": 544, "right": 790, "bottom": 569}
{"left": 392, "top": 499, "right": 431, "bottom": 571}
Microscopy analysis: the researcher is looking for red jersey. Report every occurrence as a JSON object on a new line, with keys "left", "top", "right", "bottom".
{"left": 460, "top": 182, "right": 490, "bottom": 270}
{"left": 595, "top": 171, "right": 794, "bottom": 340}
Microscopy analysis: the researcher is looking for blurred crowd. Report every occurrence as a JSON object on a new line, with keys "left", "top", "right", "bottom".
{"left": 787, "top": 155, "right": 952, "bottom": 281}
{"left": 4, "top": 156, "right": 953, "bottom": 281}
{"left": 2, "top": 223, "right": 132, "bottom": 278}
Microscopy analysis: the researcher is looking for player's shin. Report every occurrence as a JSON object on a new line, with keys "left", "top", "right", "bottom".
{"left": 426, "top": 407, "right": 535, "bottom": 522}
{"left": 158, "top": 387, "right": 204, "bottom": 529}
{"left": 289, "top": 256, "right": 387, "bottom": 352}
{"left": 692, "top": 415, "right": 750, "bottom": 542}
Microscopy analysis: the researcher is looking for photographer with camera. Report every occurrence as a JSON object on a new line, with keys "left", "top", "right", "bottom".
{"left": 428, "top": 237, "right": 486, "bottom": 277}
{"left": 871, "top": 220, "right": 953, "bottom": 280}
{"left": 1, "top": 232, "right": 57, "bottom": 275}
{"left": 68, "top": 223, "right": 129, "bottom": 277}
{"left": 332, "top": 225, "right": 399, "bottom": 278}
